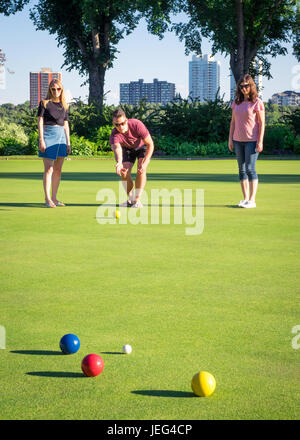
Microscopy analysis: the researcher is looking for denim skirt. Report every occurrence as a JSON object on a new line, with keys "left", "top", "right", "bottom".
{"left": 39, "top": 125, "right": 67, "bottom": 160}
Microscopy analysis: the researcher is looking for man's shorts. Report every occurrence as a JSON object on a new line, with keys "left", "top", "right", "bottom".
{"left": 122, "top": 145, "right": 147, "bottom": 164}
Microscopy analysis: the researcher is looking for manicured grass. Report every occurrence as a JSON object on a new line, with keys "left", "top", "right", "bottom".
{"left": 0, "top": 158, "right": 299, "bottom": 420}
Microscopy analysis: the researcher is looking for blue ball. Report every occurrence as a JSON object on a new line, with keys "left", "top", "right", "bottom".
{"left": 59, "top": 333, "right": 80, "bottom": 354}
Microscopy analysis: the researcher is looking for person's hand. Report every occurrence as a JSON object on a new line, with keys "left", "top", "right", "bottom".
{"left": 67, "top": 144, "right": 71, "bottom": 155}
{"left": 115, "top": 162, "right": 124, "bottom": 176}
{"left": 39, "top": 140, "right": 46, "bottom": 152}
{"left": 137, "top": 159, "right": 149, "bottom": 175}
{"left": 256, "top": 142, "right": 263, "bottom": 153}
{"left": 120, "top": 168, "right": 128, "bottom": 178}
{"left": 228, "top": 140, "right": 234, "bottom": 152}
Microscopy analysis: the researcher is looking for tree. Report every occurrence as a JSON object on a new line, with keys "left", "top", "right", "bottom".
{"left": 168, "top": 0, "right": 299, "bottom": 82}
{"left": 30, "top": 0, "right": 145, "bottom": 110}
{"left": 0, "top": 0, "right": 29, "bottom": 15}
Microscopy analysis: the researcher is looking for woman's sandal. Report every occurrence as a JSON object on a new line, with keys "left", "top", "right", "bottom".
{"left": 45, "top": 201, "right": 56, "bottom": 208}
{"left": 55, "top": 201, "right": 65, "bottom": 207}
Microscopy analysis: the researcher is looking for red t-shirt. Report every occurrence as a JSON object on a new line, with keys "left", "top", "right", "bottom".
{"left": 109, "top": 119, "right": 149, "bottom": 149}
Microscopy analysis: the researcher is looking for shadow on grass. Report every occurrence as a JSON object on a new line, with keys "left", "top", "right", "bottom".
{"left": 101, "top": 351, "right": 124, "bottom": 355}
{"left": 11, "top": 350, "right": 63, "bottom": 356}
{"left": 0, "top": 202, "right": 235, "bottom": 209}
{"left": 0, "top": 171, "right": 299, "bottom": 183}
{"left": 26, "top": 371, "right": 84, "bottom": 378}
{"left": 131, "top": 390, "right": 195, "bottom": 398}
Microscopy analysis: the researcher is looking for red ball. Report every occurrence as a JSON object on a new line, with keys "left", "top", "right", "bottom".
{"left": 81, "top": 354, "right": 104, "bottom": 377}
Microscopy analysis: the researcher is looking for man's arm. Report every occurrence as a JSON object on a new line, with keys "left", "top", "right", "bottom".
{"left": 111, "top": 143, "right": 124, "bottom": 175}
{"left": 143, "top": 134, "right": 154, "bottom": 162}
{"left": 137, "top": 134, "right": 154, "bottom": 175}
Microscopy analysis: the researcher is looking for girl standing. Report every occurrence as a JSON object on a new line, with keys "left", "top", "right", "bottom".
{"left": 229, "top": 74, "right": 265, "bottom": 208}
{"left": 38, "top": 79, "right": 71, "bottom": 208}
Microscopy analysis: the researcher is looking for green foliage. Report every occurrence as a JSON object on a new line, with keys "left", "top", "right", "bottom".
{"left": 0, "top": 0, "right": 29, "bottom": 15}
{"left": 281, "top": 107, "right": 300, "bottom": 136}
{"left": 0, "top": 101, "right": 298, "bottom": 157}
{"left": 294, "top": 137, "right": 300, "bottom": 154}
{"left": 154, "top": 135, "right": 232, "bottom": 157}
{"left": 263, "top": 125, "right": 295, "bottom": 154}
{"left": 29, "top": 0, "right": 149, "bottom": 106}
{"left": 2, "top": 142, "right": 27, "bottom": 156}
{"left": 0, "top": 101, "right": 35, "bottom": 129}
{"left": 69, "top": 134, "right": 98, "bottom": 156}
{"left": 92, "top": 125, "right": 114, "bottom": 152}
{"left": 152, "top": 97, "right": 231, "bottom": 143}
{"left": 19, "top": 106, "right": 39, "bottom": 135}
{"left": 264, "top": 102, "right": 291, "bottom": 126}
{"left": 69, "top": 101, "right": 103, "bottom": 138}
{"left": 27, "top": 131, "right": 39, "bottom": 155}
{"left": 0, "top": 120, "right": 28, "bottom": 155}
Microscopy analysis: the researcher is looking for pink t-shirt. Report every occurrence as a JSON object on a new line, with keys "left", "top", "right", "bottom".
{"left": 109, "top": 119, "right": 149, "bottom": 149}
{"left": 231, "top": 98, "right": 264, "bottom": 142}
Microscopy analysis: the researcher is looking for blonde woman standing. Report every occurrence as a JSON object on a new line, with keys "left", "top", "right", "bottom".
{"left": 38, "top": 79, "right": 71, "bottom": 208}
{"left": 228, "top": 74, "right": 265, "bottom": 208}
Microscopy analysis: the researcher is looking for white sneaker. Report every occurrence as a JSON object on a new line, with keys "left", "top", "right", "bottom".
{"left": 132, "top": 200, "right": 143, "bottom": 208}
{"left": 242, "top": 201, "right": 256, "bottom": 208}
{"left": 237, "top": 200, "right": 248, "bottom": 207}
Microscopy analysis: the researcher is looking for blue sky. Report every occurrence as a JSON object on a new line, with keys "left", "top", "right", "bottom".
{"left": 0, "top": 1, "right": 299, "bottom": 105}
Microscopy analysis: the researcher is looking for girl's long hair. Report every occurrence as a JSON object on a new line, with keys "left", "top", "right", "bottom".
{"left": 234, "top": 74, "right": 258, "bottom": 104}
{"left": 42, "top": 79, "right": 68, "bottom": 111}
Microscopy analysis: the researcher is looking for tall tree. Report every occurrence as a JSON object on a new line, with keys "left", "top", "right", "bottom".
{"left": 166, "top": 0, "right": 299, "bottom": 83}
{"left": 30, "top": 0, "right": 144, "bottom": 109}
{"left": 0, "top": 0, "right": 29, "bottom": 15}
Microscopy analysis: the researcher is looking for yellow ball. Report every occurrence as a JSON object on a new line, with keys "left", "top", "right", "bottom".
{"left": 115, "top": 210, "right": 120, "bottom": 219}
{"left": 191, "top": 371, "right": 216, "bottom": 397}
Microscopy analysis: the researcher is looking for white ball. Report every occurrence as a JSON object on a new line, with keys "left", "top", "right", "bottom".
{"left": 123, "top": 344, "right": 132, "bottom": 354}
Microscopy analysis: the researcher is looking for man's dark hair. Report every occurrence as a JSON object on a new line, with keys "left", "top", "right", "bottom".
{"left": 112, "top": 108, "right": 126, "bottom": 120}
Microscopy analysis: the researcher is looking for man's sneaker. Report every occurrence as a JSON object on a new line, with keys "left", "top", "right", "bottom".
{"left": 242, "top": 200, "right": 256, "bottom": 208}
{"left": 132, "top": 200, "right": 143, "bottom": 208}
{"left": 119, "top": 200, "right": 133, "bottom": 207}
{"left": 237, "top": 200, "right": 248, "bottom": 207}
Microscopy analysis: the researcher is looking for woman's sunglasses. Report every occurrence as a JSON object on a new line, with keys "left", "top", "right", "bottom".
{"left": 240, "top": 84, "right": 250, "bottom": 89}
{"left": 51, "top": 87, "right": 61, "bottom": 92}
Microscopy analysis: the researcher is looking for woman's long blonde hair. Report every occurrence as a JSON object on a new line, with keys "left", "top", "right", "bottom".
{"left": 42, "top": 79, "right": 68, "bottom": 111}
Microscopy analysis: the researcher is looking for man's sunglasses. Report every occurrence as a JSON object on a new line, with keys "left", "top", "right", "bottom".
{"left": 115, "top": 120, "right": 127, "bottom": 127}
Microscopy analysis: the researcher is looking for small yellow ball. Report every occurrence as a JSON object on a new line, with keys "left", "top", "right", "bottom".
{"left": 191, "top": 371, "right": 216, "bottom": 397}
{"left": 115, "top": 210, "right": 120, "bottom": 219}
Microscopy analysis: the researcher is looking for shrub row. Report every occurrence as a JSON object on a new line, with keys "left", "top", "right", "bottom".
{"left": 1, "top": 119, "right": 299, "bottom": 157}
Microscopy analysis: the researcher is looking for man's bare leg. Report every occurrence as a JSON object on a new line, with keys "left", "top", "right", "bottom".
{"left": 134, "top": 158, "right": 147, "bottom": 204}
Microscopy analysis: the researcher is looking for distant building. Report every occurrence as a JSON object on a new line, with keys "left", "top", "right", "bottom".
{"left": 271, "top": 91, "right": 300, "bottom": 106}
{"left": 230, "top": 59, "right": 263, "bottom": 102}
{"left": 120, "top": 78, "right": 175, "bottom": 105}
{"left": 189, "top": 54, "right": 220, "bottom": 102}
{"left": 30, "top": 68, "right": 62, "bottom": 108}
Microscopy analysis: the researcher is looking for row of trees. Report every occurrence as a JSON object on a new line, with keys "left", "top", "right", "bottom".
{"left": 1, "top": 0, "right": 299, "bottom": 111}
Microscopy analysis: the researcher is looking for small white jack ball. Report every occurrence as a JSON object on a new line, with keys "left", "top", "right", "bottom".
{"left": 123, "top": 344, "right": 132, "bottom": 354}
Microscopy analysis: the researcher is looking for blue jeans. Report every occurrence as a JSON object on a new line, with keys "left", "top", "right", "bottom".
{"left": 233, "top": 141, "right": 259, "bottom": 181}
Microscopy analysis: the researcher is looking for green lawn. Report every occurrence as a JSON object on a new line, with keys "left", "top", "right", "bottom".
{"left": 0, "top": 157, "right": 299, "bottom": 420}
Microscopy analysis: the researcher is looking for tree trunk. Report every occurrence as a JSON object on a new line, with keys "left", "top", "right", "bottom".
{"left": 232, "top": 0, "right": 245, "bottom": 83}
{"left": 88, "top": 20, "right": 110, "bottom": 109}
{"left": 88, "top": 61, "right": 106, "bottom": 109}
